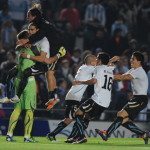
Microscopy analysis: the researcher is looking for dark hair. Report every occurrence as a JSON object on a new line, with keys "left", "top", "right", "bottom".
{"left": 97, "top": 52, "right": 110, "bottom": 65}
{"left": 28, "top": 7, "right": 42, "bottom": 21}
{"left": 17, "top": 30, "right": 29, "bottom": 39}
{"left": 132, "top": 51, "right": 144, "bottom": 64}
{"left": 29, "top": 22, "right": 40, "bottom": 30}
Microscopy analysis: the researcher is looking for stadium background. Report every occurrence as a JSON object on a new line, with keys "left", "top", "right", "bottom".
{"left": 0, "top": 0, "right": 150, "bottom": 138}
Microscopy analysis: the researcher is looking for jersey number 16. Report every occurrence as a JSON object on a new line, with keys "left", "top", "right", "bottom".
{"left": 102, "top": 75, "right": 113, "bottom": 91}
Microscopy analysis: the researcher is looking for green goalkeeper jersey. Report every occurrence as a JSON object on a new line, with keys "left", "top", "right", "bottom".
{"left": 17, "top": 47, "right": 35, "bottom": 78}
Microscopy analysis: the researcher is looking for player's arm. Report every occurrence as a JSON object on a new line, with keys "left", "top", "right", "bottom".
{"left": 44, "top": 46, "right": 66, "bottom": 64}
{"left": 73, "top": 78, "right": 97, "bottom": 85}
{"left": 107, "top": 56, "right": 120, "bottom": 66}
{"left": 20, "top": 51, "right": 47, "bottom": 63}
{"left": 114, "top": 74, "right": 134, "bottom": 81}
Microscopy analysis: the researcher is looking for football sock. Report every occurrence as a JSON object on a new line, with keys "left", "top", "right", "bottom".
{"left": 48, "top": 89, "right": 57, "bottom": 99}
{"left": 76, "top": 115, "right": 85, "bottom": 138}
{"left": 24, "top": 110, "right": 34, "bottom": 138}
{"left": 107, "top": 117, "right": 123, "bottom": 137}
{"left": 7, "top": 108, "right": 21, "bottom": 136}
{"left": 122, "top": 121, "right": 145, "bottom": 136}
{"left": 50, "top": 121, "right": 67, "bottom": 136}
{"left": 68, "top": 122, "right": 78, "bottom": 139}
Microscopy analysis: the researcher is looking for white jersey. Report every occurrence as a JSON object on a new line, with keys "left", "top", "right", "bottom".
{"left": 34, "top": 37, "right": 50, "bottom": 58}
{"left": 126, "top": 67, "right": 148, "bottom": 95}
{"left": 92, "top": 65, "right": 114, "bottom": 108}
{"left": 65, "top": 65, "right": 95, "bottom": 101}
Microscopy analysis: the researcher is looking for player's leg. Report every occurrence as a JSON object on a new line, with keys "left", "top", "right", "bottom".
{"left": 46, "top": 70, "right": 57, "bottom": 98}
{"left": 45, "top": 62, "right": 59, "bottom": 109}
{"left": 122, "top": 119, "right": 145, "bottom": 136}
{"left": 121, "top": 96, "right": 149, "bottom": 144}
{"left": 71, "top": 99, "right": 96, "bottom": 143}
{"left": 6, "top": 108, "right": 21, "bottom": 141}
{"left": 0, "top": 66, "right": 18, "bottom": 103}
{"left": 6, "top": 66, "right": 18, "bottom": 99}
{"left": 23, "top": 77, "right": 36, "bottom": 142}
{"left": 24, "top": 109, "right": 34, "bottom": 142}
{"left": 96, "top": 109, "right": 127, "bottom": 141}
{"left": 47, "top": 101, "right": 79, "bottom": 141}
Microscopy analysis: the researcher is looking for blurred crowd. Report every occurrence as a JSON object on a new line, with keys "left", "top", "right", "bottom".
{"left": 0, "top": 0, "right": 150, "bottom": 121}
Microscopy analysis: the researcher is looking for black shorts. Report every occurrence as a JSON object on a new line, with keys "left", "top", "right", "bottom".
{"left": 30, "top": 64, "right": 48, "bottom": 75}
{"left": 79, "top": 98, "right": 106, "bottom": 120}
{"left": 65, "top": 100, "right": 80, "bottom": 119}
{"left": 48, "top": 61, "right": 57, "bottom": 71}
{"left": 123, "top": 95, "right": 148, "bottom": 120}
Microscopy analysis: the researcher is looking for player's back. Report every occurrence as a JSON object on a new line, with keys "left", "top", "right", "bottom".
{"left": 65, "top": 64, "right": 95, "bottom": 101}
{"left": 34, "top": 37, "right": 50, "bottom": 58}
{"left": 92, "top": 65, "right": 114, "bottom": 108}
{"left": 17, "top": 47, "right": 35, "bottom": 78}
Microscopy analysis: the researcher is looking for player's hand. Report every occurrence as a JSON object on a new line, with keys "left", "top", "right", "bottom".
{"left": 57, "top": 46, "right": 66, "bottom": 58}
{"left": 110, "top": 56, "right": 120, "bottom": 63}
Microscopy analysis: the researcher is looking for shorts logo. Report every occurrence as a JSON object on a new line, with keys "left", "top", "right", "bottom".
{"left": 31, "top": 68, "right": 39, "bottom": 72}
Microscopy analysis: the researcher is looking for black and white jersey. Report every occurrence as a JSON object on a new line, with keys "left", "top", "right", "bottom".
{"left": 126, "top": 67, "right": 148, "bottom": 95}
{"left": 91, "top": 65, "right": 114, "bottom": 108}
{"left": 34, "top": 37, "right": 50, "bottom": 58}
{"left": 65, "top": 65, "right": 95, "bottom": 102}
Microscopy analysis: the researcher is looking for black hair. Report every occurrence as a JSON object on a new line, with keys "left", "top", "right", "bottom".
{"left": 29, "top": 22, "right": 40, "bottom": 30}
{"left": 17, "top": 30, "right": 29, "bottom": 40}
{"left": 28, "top": 7, "right": 42, "bottom": 21}
{"left": 132, "top": 51, "right": 144, "bottom": 65}
{"left": 97, "top": 52, "right": 110, "bottom": 65}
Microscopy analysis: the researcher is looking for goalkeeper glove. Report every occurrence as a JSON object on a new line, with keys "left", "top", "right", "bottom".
{"left": 57, "top": 47, "right": 66, "bottom": 58}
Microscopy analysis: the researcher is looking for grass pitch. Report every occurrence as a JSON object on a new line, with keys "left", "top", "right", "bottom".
{"left": 0, "top": 136, "right": 150, "bottom": 150}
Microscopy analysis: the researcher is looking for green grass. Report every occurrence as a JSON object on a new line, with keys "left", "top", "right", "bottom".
{"left": 0, "top": 136, "right": 150, "bottom": 150}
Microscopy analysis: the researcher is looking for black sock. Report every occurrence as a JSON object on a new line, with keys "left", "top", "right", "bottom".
{"left": 50, "top": 121, "right": 67, "bottom": 136}
{"left": 107, "top": 117, "right": 123, "bottom": 137}
{"left": 48, "top": 89, "right": 57, "bottom": 99}
{"left": 68, "top": 122, "right": 78, "bottom": 139}
{"left": 122, "top": 121, "right": 145, "bottom": 136}
{"left": 75, "top": 115, "right": 85, "bottom": 138}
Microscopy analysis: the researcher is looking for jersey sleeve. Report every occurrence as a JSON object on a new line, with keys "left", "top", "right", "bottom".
{"left": 126, "top": 69, "right": 138, "bottom": 79}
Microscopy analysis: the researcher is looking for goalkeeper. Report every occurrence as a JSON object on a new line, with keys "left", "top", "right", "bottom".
{"left": 6, "top": 30, "right": 37, "bottom": 142}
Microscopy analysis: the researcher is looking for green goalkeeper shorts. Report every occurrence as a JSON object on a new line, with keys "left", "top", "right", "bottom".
{"left": 15, "top": 77, "right": 37, "bottom": 110}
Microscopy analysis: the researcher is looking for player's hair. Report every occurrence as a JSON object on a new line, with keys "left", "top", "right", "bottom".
{"left": 17, "top": 30, "right": 29, "bottom": 40}
{"left": 97, "top": 52, "right": 110, "bottom": 65}
{"left": 29, "top": 22, "right": 40, "bottom": 30}
{"left": 28, "top": 7, "right": 42, "bottom": 21}
{"left": 132, "top": 51, "right": 144, "bottom": 65}
{"left": 84, "top": 54, "right": 95, "bottom": 64}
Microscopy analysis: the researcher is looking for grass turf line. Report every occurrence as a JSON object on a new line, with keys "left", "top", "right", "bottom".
{"left": 0, "top": 136, "right": 150, "bottom": 150}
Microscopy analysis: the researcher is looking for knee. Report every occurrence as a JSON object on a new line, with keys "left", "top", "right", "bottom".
{"left": 63, "top": 118, "right": 73, "bottom": 125}
{"left": 75, "top": 109, "right": 84, "bottom": 116}
{"left": 117, "top": 110, "right": 128, "bottom": 118}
